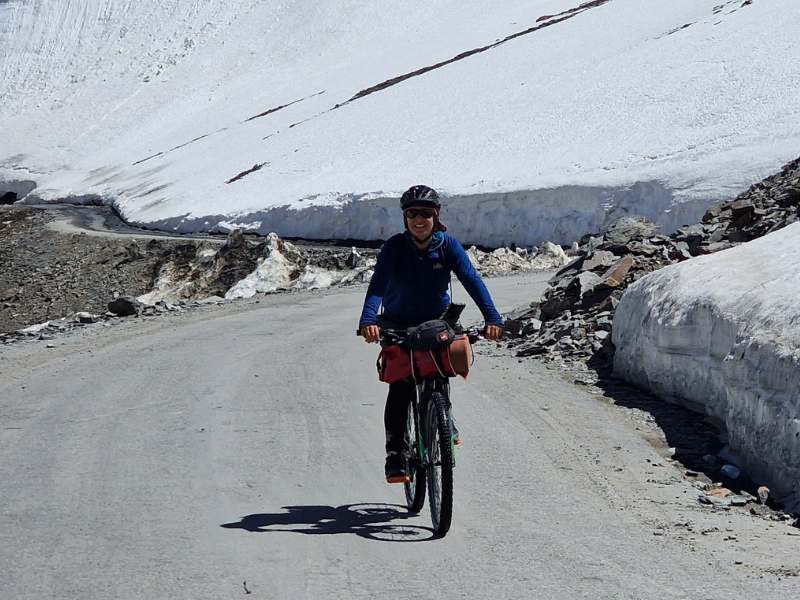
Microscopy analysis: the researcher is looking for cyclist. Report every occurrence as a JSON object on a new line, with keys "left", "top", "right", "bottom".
{"left": 358, "top": 185, "right": 504, "bottom": 483}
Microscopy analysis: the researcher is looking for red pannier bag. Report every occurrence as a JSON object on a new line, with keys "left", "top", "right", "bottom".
{"left": 377, "top": 336, "right": 474, "bottom": 383}
{"left": 377, "top": 344, "right": 412, "bottom": 383}
{"left": 412, "top": 334, "right": 474, "bottom": 380}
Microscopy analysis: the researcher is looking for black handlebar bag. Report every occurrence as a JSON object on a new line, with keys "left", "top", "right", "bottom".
{"left": 405, "top": 319, "right": 456, "bottom": 350}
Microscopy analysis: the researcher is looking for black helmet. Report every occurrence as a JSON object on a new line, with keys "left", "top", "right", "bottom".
{"left": 400, "top": 185, "right": 440, "bottom": 210}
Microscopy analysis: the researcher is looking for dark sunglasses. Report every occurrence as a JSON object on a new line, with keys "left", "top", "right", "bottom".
{"left": 404, "top": 208, "right": 436, "bottom": 219}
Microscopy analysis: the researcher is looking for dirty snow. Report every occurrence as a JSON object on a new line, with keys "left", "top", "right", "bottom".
{"left": 613, "top": 223, "right": 800, "bottom": 507}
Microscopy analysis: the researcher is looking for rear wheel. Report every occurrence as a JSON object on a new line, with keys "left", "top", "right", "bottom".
{"left": 425, "top": 391, "right": 454, "bottom": 536}
{"left": 404, "top": 401, "right": 426, "bottom": 513}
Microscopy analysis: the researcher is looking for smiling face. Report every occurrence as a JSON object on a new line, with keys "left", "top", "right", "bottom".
{"left": 404, "top": 207, "right": 436, "bottom": 243}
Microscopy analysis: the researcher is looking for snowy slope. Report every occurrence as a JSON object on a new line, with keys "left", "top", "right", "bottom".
{"left": 2, "top": 0, "right": 799, "bottom": 244}
{"left": 613, "top": 223, "right": 800, "bottom": 505}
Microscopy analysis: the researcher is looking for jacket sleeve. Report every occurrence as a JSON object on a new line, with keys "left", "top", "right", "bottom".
{"left": 448, "top": 238, "right": 504, "bottom": 326}
{"left": 358, "top": 239, "right": 395, "bottom": 327}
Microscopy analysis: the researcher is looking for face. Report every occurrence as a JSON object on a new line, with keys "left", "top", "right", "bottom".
{"left": 404, "top": 207, "right": 436, "bottom": 241}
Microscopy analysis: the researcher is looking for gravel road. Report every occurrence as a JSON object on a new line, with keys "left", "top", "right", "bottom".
{"left": 1, "top": 274, "right": 797, "bottom": 599}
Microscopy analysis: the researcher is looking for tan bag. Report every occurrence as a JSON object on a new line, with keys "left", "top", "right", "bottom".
{"left": 413, "top": 334, "right": 474, "bottom": 379}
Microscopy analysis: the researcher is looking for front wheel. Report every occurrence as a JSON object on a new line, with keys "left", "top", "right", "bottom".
{"left": 425, "top": 391, "right": 454, "bottom": 536}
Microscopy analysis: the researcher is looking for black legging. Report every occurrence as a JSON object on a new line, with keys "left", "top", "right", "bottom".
{"left": 384, "top": 379, "right": 416, "bottom": 455}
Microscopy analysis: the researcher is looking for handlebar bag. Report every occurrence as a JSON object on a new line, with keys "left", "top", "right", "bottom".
{"left": 412, "top": 335, "right": 474, "bottom": 379}
{"left": 377, "top": 345, "right": 412, "bottom": 383}
{"left": 406, "top": 319, "right": 455, "bottom": 351}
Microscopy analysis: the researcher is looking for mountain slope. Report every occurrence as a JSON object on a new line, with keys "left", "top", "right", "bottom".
{"left": 2, "top": 0, "right": 799, "bottom": 244}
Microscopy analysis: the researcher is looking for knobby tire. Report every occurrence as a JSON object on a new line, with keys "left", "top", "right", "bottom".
{"left": 425, "top": 391, "right": 454, "bottom": 536}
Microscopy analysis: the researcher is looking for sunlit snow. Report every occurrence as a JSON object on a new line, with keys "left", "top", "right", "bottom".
{"left": 2, "top": 0, "right": 799, "bottom": 244}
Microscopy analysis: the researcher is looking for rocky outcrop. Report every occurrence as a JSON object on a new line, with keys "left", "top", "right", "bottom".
{"left": 508, "top": 157, "right": 800, "bottom": 367}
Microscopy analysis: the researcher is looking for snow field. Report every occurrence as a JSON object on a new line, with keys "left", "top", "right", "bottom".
{"left": 613, "top": 223, "right": 800, "bottom": 506}
{"left": 2, "top": 1, "right": 799, "bottom": 245}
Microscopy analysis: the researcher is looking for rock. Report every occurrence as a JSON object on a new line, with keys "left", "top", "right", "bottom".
{"left": 571, "top": 271, "right": 603, "bottom": 297}
{"left": 600, "top": 255, "right": 635, "bottom": 287}
{"left": 604, "top": 216, "right": 658, "bottom": 245}
{"left": 707, "top": 487, "right": 733, "bottom": 498}
{"left": 344, "top": 247, "right": 365, "bottom": 269}
{"left": 699, "top": 494, "right": 731, "bottom": 508}
{"left": 108, "top": 296, "right": 142, "bottom": 316}
{"left": 720, "top": 464, "right": 741, "bottom": 480}
{"left": 18, "top": 321, "right": 51, "bottom": 335}
{"left": 521, "top": 319, "right": 542, "bottom": 335}
{"left": 730, "top": 199, "right": 756, "bottom": 227}
{"left": 73, "top": 312, "right": 97, "bottom": 324}
{"left": 757, "top": 486, "right": 770, "bottom": 504}
{"left": 580, "top": 250, "right": 616, "bottom": 272}
{"left": 702, "top": 205, "right": 723, "bottom": 223}
{"left": 669, "top": 241, "right": 692, "bottom": 260}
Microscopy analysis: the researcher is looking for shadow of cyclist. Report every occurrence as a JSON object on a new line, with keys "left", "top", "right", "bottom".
{"left": 220, "top": 503, "right": 435, "bottom": 542}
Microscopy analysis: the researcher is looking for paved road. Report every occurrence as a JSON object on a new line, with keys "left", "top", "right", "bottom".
{"left": 1, "top": 275, "right": 797, "bottom": 599}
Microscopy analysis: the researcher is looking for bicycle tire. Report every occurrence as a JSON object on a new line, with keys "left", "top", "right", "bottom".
{"left": 425, "top": 391, "right": 454, "bottom": 536}
{"left": 404, "top": 401, "right": 426, "bottom": 513}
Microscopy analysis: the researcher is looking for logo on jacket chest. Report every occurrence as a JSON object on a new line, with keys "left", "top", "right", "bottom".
{"left": 432, "top": 263, "right": 443, "bottom": 269}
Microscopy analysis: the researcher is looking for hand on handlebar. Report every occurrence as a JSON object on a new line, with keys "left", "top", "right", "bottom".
{"left": 484, "top": 324, "right": 503, "bottom": 341}
{"left": 360, "top": 324, "right": 381, "bottom": 343}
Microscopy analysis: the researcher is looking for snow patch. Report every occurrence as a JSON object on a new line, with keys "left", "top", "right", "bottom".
{"left": 467, "top": 241, "right": 570, "bottom": 275}
{"left": 613, "top": 223, "right": 800, "bottom": 507}
{"left": 225, "top": 235, "right": 299, "bottom": 298}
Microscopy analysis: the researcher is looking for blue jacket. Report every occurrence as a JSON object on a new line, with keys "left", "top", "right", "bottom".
{"left": 359, "top": 231, "right": 504, "bottom": 328}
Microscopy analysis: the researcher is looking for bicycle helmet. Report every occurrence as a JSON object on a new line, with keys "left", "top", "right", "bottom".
{"left": 400, "top": 185, "right": 440, "bottom": 210}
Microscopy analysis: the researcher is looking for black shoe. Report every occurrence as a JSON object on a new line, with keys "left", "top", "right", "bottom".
{"left": 385, "top": 453, "right": 410, "bottom": 483}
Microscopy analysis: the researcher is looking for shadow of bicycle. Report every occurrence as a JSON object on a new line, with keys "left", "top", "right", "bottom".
{"left": 220, "top": 503, "right": 436, "bottom": 542}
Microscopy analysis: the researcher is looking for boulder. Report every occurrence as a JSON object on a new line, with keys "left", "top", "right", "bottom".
{"left": 603, "top": 216, "right": 658, "bottom": 245}
{"left": 107, "top": 296, "right": 142, "bottom": 316}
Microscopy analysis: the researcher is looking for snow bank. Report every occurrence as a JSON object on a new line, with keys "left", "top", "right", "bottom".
{"left": 3, "top": 0, "right": 799, "bottom": 244}
{"left": 613, "top": 223, "right": 800, "bottom": 505}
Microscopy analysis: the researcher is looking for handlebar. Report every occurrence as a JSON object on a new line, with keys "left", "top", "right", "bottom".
{"left": 356, "top": 326, "right": 485, "bottom": 345}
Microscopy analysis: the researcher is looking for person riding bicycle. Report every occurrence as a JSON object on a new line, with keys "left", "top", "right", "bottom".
{"left": 358, "top": 185, "right": 504, "bottom": 483}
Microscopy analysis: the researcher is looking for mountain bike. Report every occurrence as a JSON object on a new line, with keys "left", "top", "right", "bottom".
{"left": 376, "top": 326, "right": 482, "bottom": 537}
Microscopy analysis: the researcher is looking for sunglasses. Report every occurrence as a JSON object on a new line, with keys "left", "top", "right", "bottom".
{"left": 404, "top": 208, "right": 436, "bottom": 219}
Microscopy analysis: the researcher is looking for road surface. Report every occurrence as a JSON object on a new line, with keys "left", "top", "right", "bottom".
{"left": 1, "top": 275, "right": 797, "bottom": 599}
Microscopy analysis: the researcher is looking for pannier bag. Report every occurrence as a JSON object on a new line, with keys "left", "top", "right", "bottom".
{"left": 377, "top": 344, "right": 412, "bottom": 384}
{"left": 405, "top": 319, "right": 455, "bottom": 351}
{"left": 377, "top": 335, "right": 473, "bottom": 383}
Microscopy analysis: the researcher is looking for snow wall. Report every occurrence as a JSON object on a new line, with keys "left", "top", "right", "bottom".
{"left": 127, "top": 182, "right": 710, "bottom": 247}
{"left": 613, "top": 223, "right": 800, "bottom": 506}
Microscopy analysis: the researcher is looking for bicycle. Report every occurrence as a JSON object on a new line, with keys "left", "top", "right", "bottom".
{"left": 373, "top": 325, "right": 482, "bottom": 537}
